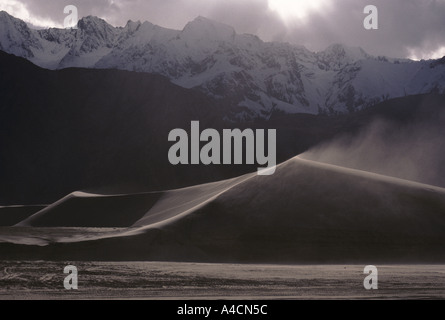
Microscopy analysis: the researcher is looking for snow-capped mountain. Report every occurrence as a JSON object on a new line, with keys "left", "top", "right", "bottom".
{"left": 1, "top": 11, "right": 445, "bottom": 119}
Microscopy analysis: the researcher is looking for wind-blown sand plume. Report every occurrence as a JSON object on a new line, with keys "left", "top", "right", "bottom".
{"left": 1, "top": 156, "right": 445, "bottom": 262}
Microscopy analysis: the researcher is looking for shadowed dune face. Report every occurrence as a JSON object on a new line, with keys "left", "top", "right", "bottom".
{"left": 17, "top": 192, "right": 162, "bottom": 228}
{"left": 1, "top": 157, "right": 445, "bottom": 263}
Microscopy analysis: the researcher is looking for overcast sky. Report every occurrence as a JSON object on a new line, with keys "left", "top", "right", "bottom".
{"left": 1, "top": 0, "right": 445, "bottom": 60}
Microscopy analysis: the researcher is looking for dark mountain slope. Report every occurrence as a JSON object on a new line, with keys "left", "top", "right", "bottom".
{"left": 0, "top": 51, "right": 228, "bottom": 204}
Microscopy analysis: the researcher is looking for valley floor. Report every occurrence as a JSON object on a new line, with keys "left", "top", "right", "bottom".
{"left": 0, "top": 261, "right": 443, "bottom": 300}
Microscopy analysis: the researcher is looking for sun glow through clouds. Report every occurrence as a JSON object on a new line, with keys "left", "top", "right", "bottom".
{"left": 0, "top": 0, "right": 62, "bottom": 28}
{"left": 408, "top": 46, "right": 445, "bottom": 61}
{"left": 268, "top": 0, "right": 329, "bottom": 22}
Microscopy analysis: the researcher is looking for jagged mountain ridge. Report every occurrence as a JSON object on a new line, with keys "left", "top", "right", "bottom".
{"left": 1, "top": 10, "right": 445, "bottom": 119}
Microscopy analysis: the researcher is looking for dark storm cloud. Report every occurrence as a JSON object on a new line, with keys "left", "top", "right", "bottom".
{"left": 2, "top": 0, "right": 445, "bottom": 59}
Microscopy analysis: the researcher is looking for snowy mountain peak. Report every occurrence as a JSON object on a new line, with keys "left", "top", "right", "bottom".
{"left": 0, "top": 10, "right": 40, "bottom": 58}
{"left": 78, "top": 15, "right": 110, "bottom": 27}
{"left": 182, "top": 16, "right": 236, "bottom": 42}
{"left": 124, "top": 19, "right": 142, "bottom": 32}
{"left": 0, "top": 10, "right": 14, "bottom": 20}
{"left": 77, "top": 16, "right": 116, "bottom": 38}
{"left": 327, "top": 43, "right": 366, "bottom": 56}
{"left": 318, "top": 43, "right": 370, "bottom": 70}
{"left": 0, "top": 10, "right": 29, "bottom": 30}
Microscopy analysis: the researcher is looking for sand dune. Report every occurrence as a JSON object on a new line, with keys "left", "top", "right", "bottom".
{"left": 2, "top": 156, "right": 445, "bottom": 262}
{"left": 17, "top": 191, "right": 162, "bottom": 227}
{"left": 15, "top": 175, "right": 255, "bottom": 229}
